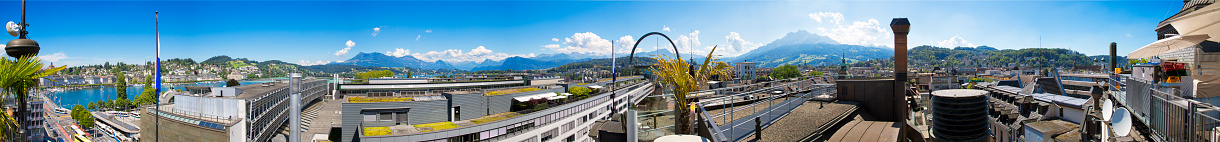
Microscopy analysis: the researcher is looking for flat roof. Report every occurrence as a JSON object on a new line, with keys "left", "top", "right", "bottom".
{"left": 228, "top": 79, "right": 325, "bottom": 99}
{"left": 826, "top": 120, "right": 901, "bottom": 142}
{"left": 1029, "top": 93, "right": 1088, "bottom": 108}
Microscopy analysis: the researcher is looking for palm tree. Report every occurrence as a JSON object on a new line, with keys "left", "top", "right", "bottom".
{"left": 650, "top": 46, "right": 730, "bottom": 134}
{"left": 0, "top": 56, "right": 64, "bottom": 140}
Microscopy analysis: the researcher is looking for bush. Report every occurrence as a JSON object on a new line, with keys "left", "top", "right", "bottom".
{"left": 569, "top": 87, "right": 592, "bottom": 99}
{"left": 363, "top": 127, "right": 391, "bottom": 136}
{"left": 347, "top": 97, "right": 413, "bottom": 103}
{"left": 413, "top": 122, "right": 461, "bottom": 132}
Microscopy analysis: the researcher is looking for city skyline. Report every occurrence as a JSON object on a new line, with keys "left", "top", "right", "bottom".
{"left": 1, "top": 1, "right": 1180, "bottom": 67}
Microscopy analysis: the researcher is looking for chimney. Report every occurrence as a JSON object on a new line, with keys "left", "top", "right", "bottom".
{"left": 890, "top": 18, "right": 910, "bottom": 81}
{"left": 1110, "top": 42, "right": 1117, "bottom": 73}
{"left": 289, "top": 73, "right": 302, "bottom": 142}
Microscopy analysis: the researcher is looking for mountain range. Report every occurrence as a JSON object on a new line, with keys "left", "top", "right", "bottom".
{"left": 327, "top": 52, "right": 457, "bottom": 69}
{"left": 725, "top": 30, "right": 895, "bottom": 67}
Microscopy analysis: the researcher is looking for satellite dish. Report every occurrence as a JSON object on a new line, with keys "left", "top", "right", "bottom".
{"left": 1103, "top": 99, "right": 1114, "bottom": 121}
{"left": 1112, "top": 107, "right": 1133, "bottom": 137}
{"left": 6, "top": 21, "right": 18, "bottom": 37}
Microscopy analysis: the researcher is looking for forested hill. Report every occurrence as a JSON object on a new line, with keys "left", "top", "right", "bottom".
{"left": 908, "top": 46, "right": 1092, "bottom": 68}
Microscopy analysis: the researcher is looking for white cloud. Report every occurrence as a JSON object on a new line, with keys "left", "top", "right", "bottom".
{"left": 372, "top": 27, "right": 381, "bottom": 36}
{"left": 552, "top": 38, "right": 559, "bottom": 42}
{"left": 722, "top": 32, "right": 762, "bottom": 56}
{"left": 541, "top": 32, "right": 614, "bottom": 56}
{"left": 386, "top": 48, "right": 411, "bottom": 57}
{"left": 935, "top": 36, "right": 975, "bottom": 48}
{"left": 662, "top": 25, "right": 671, "bottom": 32}
{"left": 1126, "top": 34, "right": 1132, "bottom": 37}
{"left": 298, "top": 60, "right": 331, "bottom": 66}
{"left": 38, "top": 52, "right": 67, "bottom": 62}
{"left": 809, "top": 12, "right": 844, "bottom": 24}
{"left": 815, "top": 18, "right": 892, "bottom": 47}
{"left": 674, "top": 31, "right": 704, "bottom": 54}
{"left": 425, "top": 29, "right": 432, "bottom": 33}
{"left": 335, "top": 40, "right": 355, "bottom": 56}
{"left": 416, "top": 35, "right": 422, "bottom": 41}
{"left": 411, "top": 46, "right": 535, "bottom": 63}
{"left": 616, "top": 35, "right": 636, "bottom": 54}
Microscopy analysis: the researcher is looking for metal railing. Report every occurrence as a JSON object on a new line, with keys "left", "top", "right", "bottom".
{"left": 1110, "top": 74, "right": 1220, "bottom": 142}
{"left": 693, "top": 78, "right": 833, "bottom": 142}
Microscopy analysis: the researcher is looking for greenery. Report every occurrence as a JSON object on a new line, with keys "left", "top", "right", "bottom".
{"left": 1, "top": 56, "right": 65, "bottom": 138}
{"left": 908, "top": 45, "right": 1093, "bottom": 68}
{"left": 770, "top": 64, "right": 802, "bottom": 79}
{"left": 363, "top": 127, "right": 391, "bottom": 136}
{"left": 71, "top": 105, "right": 95, "bottom": 129}
{"left": 355, "top": 70, "right": 395, "bottom": 80}
{"left": 569, "top": 87, "right": 592, "bottom": 100}
{"left": 471, "top": 112, "right": 522, "bottom": 124}
{"left": 226, "top": 79, "right": 241, "bottom": 87}
{"left": 347, "top": 97, "right": 413, "bottom": 103}
{"left": 486, "top": 88, "right": 542, "bottom": 96}
{"left": 413, "top": 122, "right": 461, "bottom": 132}
{"left": 115, "top": 71, "right": 127, "bottom": 100}
{"left": 808, "top": 71, "right": 824, "bottom": 77}
{"left": 650, "top": 46, "right": 731, "bottom": 135}
{"left": 133, "top": 76, "right": 157, "bottom": 107}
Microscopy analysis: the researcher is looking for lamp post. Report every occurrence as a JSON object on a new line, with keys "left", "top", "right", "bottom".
{"left": 6, "top": 0, "right": 38, "bottom": 58}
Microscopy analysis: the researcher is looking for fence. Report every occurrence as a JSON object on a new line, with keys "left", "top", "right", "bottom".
{"left": 693, "top": 78, "right": 832, "bottom": 142}
{"left": 1112, "top": 75, "right": 1220, "bottom": 142}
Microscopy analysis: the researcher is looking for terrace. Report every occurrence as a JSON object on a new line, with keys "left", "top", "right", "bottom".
{"left": 353, "top": 77, "right": 649, "bottom": 140}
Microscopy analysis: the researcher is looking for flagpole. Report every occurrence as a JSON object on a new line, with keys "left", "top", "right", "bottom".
{"left": 154, "top": 11, "right": 161, "bottom": 142}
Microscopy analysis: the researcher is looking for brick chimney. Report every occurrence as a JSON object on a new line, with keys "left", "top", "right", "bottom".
{"left": 890, "top": 18, "right": 910, "bottom": 81}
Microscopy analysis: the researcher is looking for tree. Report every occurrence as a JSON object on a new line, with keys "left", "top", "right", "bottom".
{"left": 96, "top": 100, "right": 106, "bottom": 110}
{"left": 87, "top": 102, "right": 96, "bottom": 111}
{"left": 115, "top": 71, "right": 128, "bottom": 99}
{"left": 808, "top": 71, "right": 824, "bottom": 77}
{"left": 71, "top": 105, "right": 95, "bottom": 129}
{"left": 569, "top": 87, "right": 592, "bottom": 100}
{"left": 650, "top": 46, "right": 730, "bottom": 135}
{"left": 770, "top": 64, "right": 801, "bottom": 79}
{"left": 226, "top": 79, "right": 241, "bottom": 87}
{"left": 0, "top": 56, "right": 65, "bottom": 138}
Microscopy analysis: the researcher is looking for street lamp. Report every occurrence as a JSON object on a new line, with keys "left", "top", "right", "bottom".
{"left": 6, "top": 0, "right": 39, "bottom": 58}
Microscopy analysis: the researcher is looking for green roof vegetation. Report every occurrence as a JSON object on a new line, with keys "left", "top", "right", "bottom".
{"left": 471, "top": 112, "right": 522, "bottom": 124}
{"left": 348, "top": 97, "right": 413, "bottom": 103}
{"left": 486, "top": 88, "right": 542, "bottom": 96}
{"left": 363, "top": 127, "right": 391, "bottom": 136}
{"left": 414, "top": 122, "right": 460, "bottom": 132}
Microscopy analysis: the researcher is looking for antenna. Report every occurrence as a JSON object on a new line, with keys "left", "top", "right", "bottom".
{"left": 5, "top": 21, "right": 17, "bottom": 37}
{"left": 1112, "top": 107, "right": 1133, "bottom": 137}
{"left": 1102, "top": 99, "right": 1114, "bottom": 121}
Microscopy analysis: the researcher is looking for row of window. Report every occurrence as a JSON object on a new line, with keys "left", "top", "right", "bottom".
{"left": 417, "top": 81, "right": 644, "bottom": 142}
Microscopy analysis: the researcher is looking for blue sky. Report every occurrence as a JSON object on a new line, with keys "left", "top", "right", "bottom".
{"left": 0, "top": 0, "right": 1182, "bottom": 67}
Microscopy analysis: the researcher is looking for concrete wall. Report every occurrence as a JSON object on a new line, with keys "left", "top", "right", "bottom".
{"left": 836, "top": 78, "right": 908, "bottom": 121}
{"left": 446, "top": 92, "right": 489, "bottom": 120}
{"left": 140, "top": 111, "right": 232, "bottom": 142}
{"left": 341, "top": 100, "right": 449, "bottom": 141}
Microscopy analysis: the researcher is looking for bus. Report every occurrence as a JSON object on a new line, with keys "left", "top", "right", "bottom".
{"left": 72, "top": 134, "right": 91, "bottom": 142}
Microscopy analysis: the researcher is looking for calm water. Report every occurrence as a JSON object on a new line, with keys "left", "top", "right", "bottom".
{"left": 47, "top": 81, "right": 260, "bottom": 109}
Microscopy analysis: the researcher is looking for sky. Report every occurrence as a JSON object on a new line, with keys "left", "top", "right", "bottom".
{"left": 0, "top": 0, "right": 1184, "bottom": 67}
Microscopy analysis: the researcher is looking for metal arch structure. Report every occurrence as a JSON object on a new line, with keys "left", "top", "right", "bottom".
{"left": 627, "top": 32, "right": 681, "bottom": 69}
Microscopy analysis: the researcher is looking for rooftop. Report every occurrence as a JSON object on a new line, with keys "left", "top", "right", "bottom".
{"left": 226, "top": 79, "right": 324, "bottom": 99}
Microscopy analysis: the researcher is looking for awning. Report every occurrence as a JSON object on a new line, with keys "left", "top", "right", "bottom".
{"left": 1170, "top": 4, "right": 1220, "bottom": 41}
{"left": 1128, "top": 34, "right": 1210, "bottom": 59}
{"left": 513, "top": 92, "right": 561, "bottom": 102}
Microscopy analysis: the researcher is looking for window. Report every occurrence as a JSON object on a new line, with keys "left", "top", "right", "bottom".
{"left": 396, "top": 112, "right": 408, "bottom": 124}
{"left": 379, "top": 112, "right": 394, "bottom": 121}
{"left": 363, "top": 112, "right": 377, "bottom": 121}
